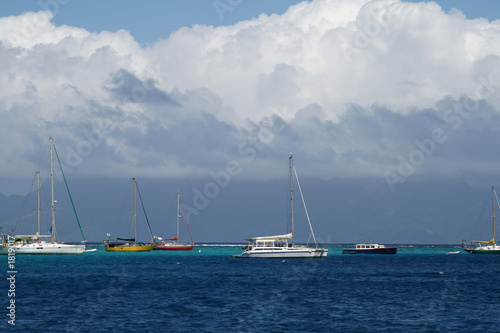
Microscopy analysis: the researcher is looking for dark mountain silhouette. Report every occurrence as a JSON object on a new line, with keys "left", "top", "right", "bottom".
{"left": 0, "top": 175, "right": 494, "bottom": 244}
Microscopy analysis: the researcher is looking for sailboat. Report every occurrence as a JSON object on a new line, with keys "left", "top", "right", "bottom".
{"left": 233, "top": 153, "right": 328, "bottom": 258}
{"left": 154, "top": 191, "right": 194, "bottom": 251}
{"left": 104, "top": 178, "right": 155, "bottom": 252}
{"left": 462, "top": 185, "right": 500, "bottom": 254}
{"left": 0, "top": 138, "right": 86, "bottom": 254}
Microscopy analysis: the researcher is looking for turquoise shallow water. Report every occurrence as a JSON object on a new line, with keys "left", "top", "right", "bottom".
{"left": 2, "top": 245, "right": 499, "bottom": 332}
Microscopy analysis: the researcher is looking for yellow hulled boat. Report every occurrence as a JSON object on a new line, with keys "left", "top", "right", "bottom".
{"left": 105, "top": 242, "right": 154, "bottom": 252}
{"left": 104, "top": 178, "right": 154, "bottom": 252}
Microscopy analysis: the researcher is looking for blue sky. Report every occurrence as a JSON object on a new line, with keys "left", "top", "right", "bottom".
{"left": 1, "top": 0, "right": 307, "bottom": 45}
{"left": 2, "top": 0, "right": 499, "bottom": 45}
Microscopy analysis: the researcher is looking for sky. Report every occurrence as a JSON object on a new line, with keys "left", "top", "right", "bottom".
{"left": 0, "top": 0, "right": 500, "bottom": 46}
{"left": 2, "top": 0, "right": 312, "bottom": 46}
{"left": 1, "top": 0, "right": 500, "bottom": 243}
{"left": 1, "top": 0, "right": 499, "bottom": 190}
{"left": 2, "top": 1, "right": 499, "bottom": 45}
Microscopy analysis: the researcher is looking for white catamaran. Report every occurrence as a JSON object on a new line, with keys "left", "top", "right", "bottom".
{"left": 462, "top": 185, "right": 500, "bottom": 254}
{"left": 0, "top": 138, "right": 86, "bottom": 255}
{"left": 233, "top": 153, "right": 328, "bottom": 258}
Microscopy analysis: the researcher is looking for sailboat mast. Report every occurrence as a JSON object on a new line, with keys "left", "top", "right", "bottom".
{"left": 50, "top": 137, "right": 56, "bottom": 243}
{"left": 290, "top": 153, "right": 294, "bottom": 245}
{"left": 133, "top": 178, "right": 137, "bottom": 245}
{"left": 177, "top": 191, "right": 180, "bottom": 243}
{"left": 37, "top": 170, "right": 41, "bottom": 241}
{"left": 493, "top": 185, "right": 496, "bottom": 242}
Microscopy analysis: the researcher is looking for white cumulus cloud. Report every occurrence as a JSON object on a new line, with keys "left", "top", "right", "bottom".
{"left": 1, "top": 0, "right": 500, "bottom": 195}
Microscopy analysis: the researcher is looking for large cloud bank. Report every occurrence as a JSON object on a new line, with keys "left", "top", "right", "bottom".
{"left": 1, "top": 0, "right": 500, "bottom": 193}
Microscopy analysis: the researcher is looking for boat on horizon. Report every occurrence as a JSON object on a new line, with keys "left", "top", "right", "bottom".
{"left": 0, "top": 138, "right": 87, "bottom": 254}
{"left": 462, "top": 185, "right": 500, "bottom": 254}
{"left": 154, "top": 191, "right": 194, "bottom": 251}
{"left": 104, "top": 178, "right": 154, "bottom": 252}
{"left": 342, "top": 243, "right": 397, "bottom": 254}
{"left": 233, "top": 153, "right": 328, "bottom": 258}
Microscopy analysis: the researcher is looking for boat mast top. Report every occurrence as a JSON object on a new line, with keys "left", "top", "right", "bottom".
{"left": 50, "top": 137, "right": 56, "bottom": 243}
{"left": 133, "top": 178, "right": 137, "bottom": 245}
{"left": 290, "top": 153, "right": 294, "bottom": 246}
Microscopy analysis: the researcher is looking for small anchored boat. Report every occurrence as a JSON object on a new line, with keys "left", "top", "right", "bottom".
{"left": 154, "top": 191, "right": 194, "bottom": 251}
{"left": 342, "top": 243, "right": 397, "bottom": 254}
{"left": 104, "top": 178, "right": 154, "bottom": 252}
{"left": 462, "top": 186, "right": 500, "bottom": 254}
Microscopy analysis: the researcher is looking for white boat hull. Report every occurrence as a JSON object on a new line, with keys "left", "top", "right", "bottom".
{"left": 463, "top": 244, "right": 500, "bottom": 254}
{"left": 234, "top": 247, "right": 328, "bottom": 258}
{"left": 1, "top": 242, "right": 86, "bottom": 255}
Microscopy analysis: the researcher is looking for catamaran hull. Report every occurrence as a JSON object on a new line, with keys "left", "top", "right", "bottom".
{"left": 233, "top": 248, "right": 328, "bottom": 258}
{"left": 154, "top": 244, "right": 194, "bottom": 251}
{"left": 462, "top": 248, "right": 500, "bottom": 254}
{"left": 0, "top": 243, "right": 85, "bottom": 255}
{"left": 342, "top": 247, "right": 397, "bottom": 254}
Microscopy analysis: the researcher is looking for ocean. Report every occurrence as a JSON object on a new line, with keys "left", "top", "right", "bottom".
{"left": 3, "top": 245, "right": 500, "bottom": 332}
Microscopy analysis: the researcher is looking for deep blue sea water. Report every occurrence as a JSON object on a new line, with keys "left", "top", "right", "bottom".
{"left": 2, "top": 245, "right": 500, "bottom": 332}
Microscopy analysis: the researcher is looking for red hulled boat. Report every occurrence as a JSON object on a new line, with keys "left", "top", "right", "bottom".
{"left": 154, "top": 191, "right": 194, "bottom": 251}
